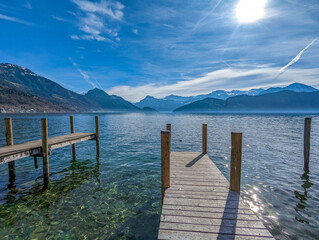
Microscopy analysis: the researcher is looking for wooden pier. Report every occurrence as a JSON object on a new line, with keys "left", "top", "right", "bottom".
{"left": 159, "top": 124, "right": 274, "bottom": 239}
{"left": 0, "top": 116, "right": 100, "bottom": 188}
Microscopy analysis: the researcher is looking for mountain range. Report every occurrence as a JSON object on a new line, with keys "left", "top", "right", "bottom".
{"left": 135, "top": 83, "right": 318, "bottom": 111}
{"left": 174, "top": 91, "right": 319, "bottom": 112}
{"left": 0, "top": 63, "right": 140, "bottom": 113}
{"left": 0, "top": 63, "right": 318, "bottom": 113}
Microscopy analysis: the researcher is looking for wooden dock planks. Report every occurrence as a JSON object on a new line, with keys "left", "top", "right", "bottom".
{"left": 158, "top": 152, "right": 274, "bottom": 240}
{"left": 0, "top": 132, "right": 96, "bottom": 164}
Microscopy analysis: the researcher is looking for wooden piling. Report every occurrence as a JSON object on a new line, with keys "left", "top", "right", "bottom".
{"left": 33, "top": 156, "right": 38, "bottom": 169}
{"left": 304, "top": 118, "right": 311, "bottom": 172}
{"left": 41, "top": 118, "right": 49, "bottom": 188}
{"left": 95, "top": 116, "right": 100, "bottom": 156}
{"left": 230, "top": 132, "right": 242, "bottom": 194}
{"left": 202, "top": 124, "right": 207, "bottom": 154}
{"left": 70, "top": 116, "right": 76, "bottom": 159}
{"left": 5, "top": 118, "right": 15, "bottom": 181}
{"left": 166, "top": 124, "right": 171, "bottom": 153}
{"left": 161, "top": 130, "right": 170, "bottom": 206}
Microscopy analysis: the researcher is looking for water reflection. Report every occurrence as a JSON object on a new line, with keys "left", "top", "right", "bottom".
{"left": 294, "top": 173, "right": 313, "bottom": 224}
{"left": 7, "top": 173, "right": 16, "bottom": 190}
{"left": 0, "top": 113, "right": 319, "bottom": 239}
{"left": 2, "top": 157, "right": 100, "bottom": 203}
{"left": 0, "top": 157, "right": 102, "bottom": 237}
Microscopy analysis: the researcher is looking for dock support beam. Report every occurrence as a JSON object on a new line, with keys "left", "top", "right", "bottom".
{"left": 95, "top": 116, "right": 100, "bottom": 156}
{"left": 202, "top": 124, "right": 207, "bottom": 154}
{"left": 161, "top": 130, "right": 170, "bottom": 206}
{"left": 304, "top": 117, "right": 311, "bottom": 173}
{"left": 230, "top": 132, "right": 242, "bottom": 194}
{"left": 5, "top": 118, "right": 15, "bottom": 183}
{"left": 70, "top": 116, "right": 76, "bottom": 160}
{"left": 42, "top": 118, "right": 50, "bottom": 189}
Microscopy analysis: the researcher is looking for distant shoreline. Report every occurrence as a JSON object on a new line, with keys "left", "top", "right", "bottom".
{"left": 1, "top": 110, "right": 319, "bottom": 115}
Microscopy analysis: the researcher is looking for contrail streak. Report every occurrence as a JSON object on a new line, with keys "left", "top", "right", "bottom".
{"left": 192, "top": 0, "right": 223, "bottom": 31}
{"left": 277, "top": 38, "right": 318, "bottom": 78}
{"left": 69, "top": 58, "right": 103, "bottom": 89}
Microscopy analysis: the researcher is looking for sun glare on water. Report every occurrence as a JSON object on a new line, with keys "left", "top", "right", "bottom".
{"left": 236, "top": 0, "right": 267, "bottom": 23}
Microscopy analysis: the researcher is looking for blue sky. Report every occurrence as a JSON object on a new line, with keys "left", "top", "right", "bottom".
{"left": 0, "top": 0, "right": 319, "bottom": 101}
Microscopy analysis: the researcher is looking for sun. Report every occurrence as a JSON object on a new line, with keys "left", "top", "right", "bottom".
{"left": 236, "top": 0, "right": 267, "bottom": 23}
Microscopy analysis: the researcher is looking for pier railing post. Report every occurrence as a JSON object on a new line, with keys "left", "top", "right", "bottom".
{"left": 304, "top": 117, "right": 311, "bottom": 172}
{"left": 95, "top": 116, "right": 100, "bottom": 156}
{"left": 5, "top": 118, "right": 15, "bottom": 182}
{"left": 161, "top": 130, "right": 170, "bottom": 206}
{"left": 41, "top": 118, "right": 50, "bottom": 188}
{"left": 230, "top": 132, "right": 242, "bottom": 194}
{"left": 202, "top": 124, "right": 207, "bottom": 154}
{"left": 70, "top": 116, "right": 76, "bottom": 160}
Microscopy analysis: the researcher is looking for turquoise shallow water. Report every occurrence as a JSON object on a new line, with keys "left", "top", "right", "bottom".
{"left": 0, "top": 113, "right": 318, "bottom": 239}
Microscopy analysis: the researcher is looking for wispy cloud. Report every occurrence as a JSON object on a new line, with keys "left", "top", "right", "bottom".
{"left": 52, "top": 16, "right": 69, "bottom": 22}
{"left": 70, "top": 34, "right": 81, "bottom": 40}
{"left": 278, "top": 38, "right": 318, "bottom": 76}
{"left": 108, "top": 65, "right": 319, "bottom": 102}
{"left": 0, "top": 13, "right": 30, "bottom": 25}
{"left": 72, "top": 0, "right": 124, "bottom": 20}
{"left": 70, "top": 59, "right": 103, "bottom": 89}
{"left": 25, "top": 1, "right": 32, "bottom": 9}
{"left": 132, "top": 28, "right": 138, "bottom": 35}
{"left": 70, "top": 0, "right": 124, "bottom": 42}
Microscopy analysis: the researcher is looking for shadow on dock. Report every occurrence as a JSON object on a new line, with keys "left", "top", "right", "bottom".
{"left": 217, "top": 190, "right": 239, "bottom": 240}
{"left": 185, "top": 153, "right": 205, "bottom": 167}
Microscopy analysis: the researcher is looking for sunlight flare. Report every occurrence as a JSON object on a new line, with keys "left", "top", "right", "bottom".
{"left": 236, "top": 0, "right": 267, "bottom": 23}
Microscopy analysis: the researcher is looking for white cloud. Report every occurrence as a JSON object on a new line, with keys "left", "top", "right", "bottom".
{"left": 82, "top": 34, "right": 114, "bottom": 42}
{"left": 70, "top": 0, "right": 124, "bottom": 42}
{"left": 279, "top": 38, "right": 318, "bottom": 75}
{"left": 107, "top": 66, "right": 319, "bottom": 102}
{"left": 132, "top": 28, "right": 138, "bottom": 35}
{"left": 80, "top": 25, "right": 102, "bottom": 36}
{"left": 72, "top": 0, "right": 124, "bottom": 20}
{"left": 0, "top": 13, "right": 30, "bottom": 25}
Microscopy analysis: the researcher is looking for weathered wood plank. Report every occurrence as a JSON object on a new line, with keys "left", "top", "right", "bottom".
{"left": 162, "top": 204, "right": 254, "bottom": 215}
{"left": 159, "top": 222, "right": 273, "bottom": 236}
{"left": 158, "top": 229, "right": 274, "bottom": 240}
{"left": 160, "top": 215, "right": 265, "bottom": 229}
{"left": 161, "top": 209, "right": 263, "bottom": 221}
{"left": 159, "top": 152, "right": 274, "bottom": 239}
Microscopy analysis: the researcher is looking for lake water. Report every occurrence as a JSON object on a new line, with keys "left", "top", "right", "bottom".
{"left": 0, "top": 113, "right": 318, "bottom": 239}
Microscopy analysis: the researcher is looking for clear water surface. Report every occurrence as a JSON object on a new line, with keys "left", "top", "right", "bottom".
{"left": 0, "top": 113, "right": 318, "bottom": 239}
